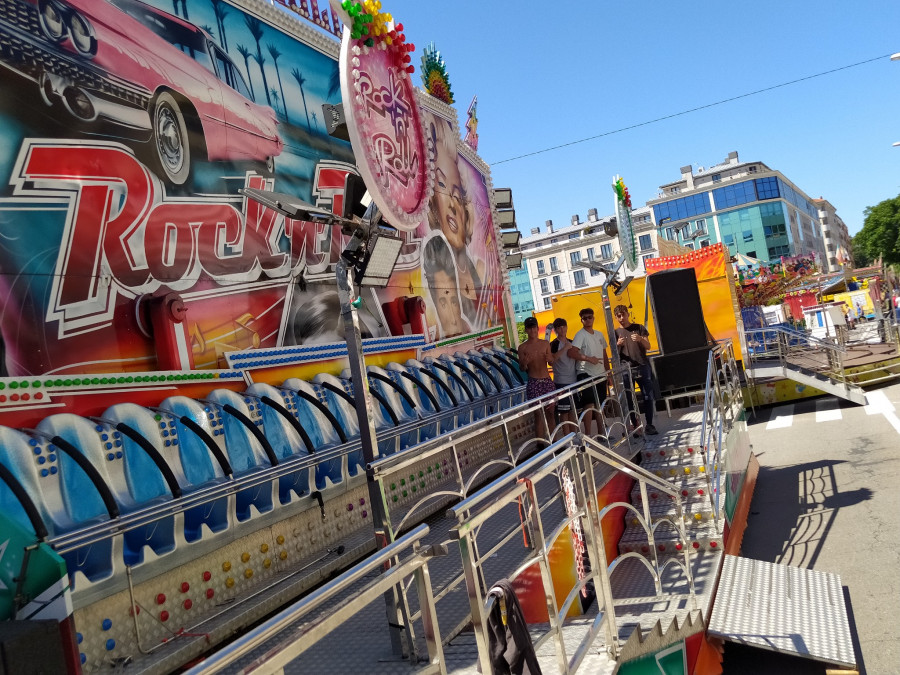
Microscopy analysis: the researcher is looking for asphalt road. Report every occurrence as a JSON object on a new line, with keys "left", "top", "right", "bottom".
{"left": 723, "top": 381, "right": 900, "bottom": 675}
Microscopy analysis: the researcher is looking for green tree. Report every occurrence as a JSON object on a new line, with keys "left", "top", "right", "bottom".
{"left": 855, "top": 195, "right": 900, "bottom": 265}
{"left": 852, "top": 235, "right": 872, "bottom": 268}
{"left": 516, "top": 322, "right": 527, "bottom": 345}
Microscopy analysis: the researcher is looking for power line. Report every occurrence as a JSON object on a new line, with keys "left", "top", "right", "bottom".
{"left": 492, "top": 53, "right": 893, "bottom": 165}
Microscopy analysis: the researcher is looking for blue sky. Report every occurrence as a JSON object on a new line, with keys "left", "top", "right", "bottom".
{"left": 386, "top": 0, "right": 900, "bottom": 236}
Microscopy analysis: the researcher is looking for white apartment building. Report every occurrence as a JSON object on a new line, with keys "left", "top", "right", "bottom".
{"left": 519, "top": 206, "right": 659, "bottom": 313}
{"left": 813, "top": 198, "right": 853, "bottom": 272}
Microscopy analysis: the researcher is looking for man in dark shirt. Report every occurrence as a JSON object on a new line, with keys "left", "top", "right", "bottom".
{"left": 614, "top": 304, "right": 658, "bottom": 435}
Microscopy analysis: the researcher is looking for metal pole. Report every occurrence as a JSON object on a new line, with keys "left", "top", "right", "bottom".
{"left": 335, "top": 255, "right": 405, "bottom": 656}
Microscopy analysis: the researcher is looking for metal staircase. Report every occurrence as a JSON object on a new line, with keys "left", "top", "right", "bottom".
{"left": 743, "top": 327, "right": 867, "bottom": 405}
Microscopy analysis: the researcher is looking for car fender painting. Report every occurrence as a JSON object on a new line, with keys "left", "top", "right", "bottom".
{"left": 0, "top": 0, "right": 509, "bottom": 377}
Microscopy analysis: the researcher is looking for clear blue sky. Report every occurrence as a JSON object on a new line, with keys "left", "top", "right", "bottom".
{"left": 387, "top": 0, "right": 900, "bottom": 236}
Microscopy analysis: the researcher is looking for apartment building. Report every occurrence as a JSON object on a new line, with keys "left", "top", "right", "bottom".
{"left": 813, "top": 198, "right": 853, "bottom": 272}
{"left": 520, "top": 206, "right": 658, "bottom": 313}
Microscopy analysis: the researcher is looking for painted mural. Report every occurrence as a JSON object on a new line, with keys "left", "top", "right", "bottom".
{"left": 0, "top": 0, "right": 508, "bottom": 377}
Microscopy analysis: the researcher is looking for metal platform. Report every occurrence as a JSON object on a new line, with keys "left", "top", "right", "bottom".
{"left": 708, "top": 554, "right": 856, "bottom": 669}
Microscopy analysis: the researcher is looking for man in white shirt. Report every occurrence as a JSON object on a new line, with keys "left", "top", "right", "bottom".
{"left": 568, "top": 308, "right": 610, "bottom": 438}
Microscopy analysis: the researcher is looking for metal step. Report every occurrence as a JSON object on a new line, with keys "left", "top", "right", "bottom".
{"left": 746, "top": 362, "right": 867, "bottom": 405}
{"left": 619, "top": 517, "right": 723, "bottom": 556}
{"left": 709, "top": 555, "right": 856, "bottom": 669}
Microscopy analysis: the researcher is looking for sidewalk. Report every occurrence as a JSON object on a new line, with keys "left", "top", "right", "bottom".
{"left": 736, "top": 382, "right": 900, "bottom": 675}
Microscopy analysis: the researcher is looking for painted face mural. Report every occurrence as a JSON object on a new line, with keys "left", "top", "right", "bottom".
{"left": 0, "top": 0, "right": 508, "bottom": 376}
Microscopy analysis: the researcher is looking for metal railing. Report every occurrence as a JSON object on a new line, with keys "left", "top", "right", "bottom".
{"left": 743, "top": 325, "right": 854, "bottom": 387}
{"left": 184, "top": 524, "right": 445, "bottom": 675}
{"left": 370, "top": 371, "right": 643, "bottom": 538}
{"left": 699, "top": 340, "right": 744, "bottom": 528}
{"left": 448, "top": 432, "right": 697, "bottom": 673}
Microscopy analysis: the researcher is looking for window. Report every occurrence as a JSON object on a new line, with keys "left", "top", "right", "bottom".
{"left": 748, "top": 165, "right": 758, "bottom": 173}
{"left": 570, "top": 251, "right": 581, "bottom": 264}
{"left": 590, "top": 268, "right": 601, "bottom": 276}
{"left": 568, "top": 233, "right": 580, "bottom": 240}
{"left": 573, "top": 270, "right": 586, "bottom": 286}
{"left": 551, "top": 238, "right": 559, "bottom": 244}
{"left": 665, "top": 227, "right": 675, "bottom": 241}
{"left": 600, "top": 244, "right": 612, "bottom": 259}
{"left": 685, "top": 242, "right": 694, "bottom": 250}
{"left": 550, "top": 257, "right": 559, "bottom": 272}
{"left": 746, "top": 250, "right": 757, "bottom": 258}
{"left": 723, "top": 234, "right": 734, "bottom": 246}
{"left": 212, "top": 46, "right": 253, "bottom": 99}
{"left": 639, "top": 234, "right": 652, "bottom": 251}
{"left": 543, "top": 298, "right": 551, "bottom": 309}
{"left": 536, "top": 260, "right": 545, "bottom": 275}
{"left": 652, "top": 192, "right": 711, "bottom": 224}
{"left": 754, "top": 176, "right": 779, "bottom": 200}
{"left": 700, "top": 239, "right": 710, "bottom": 248}
{"left": 713, "top": 180, "right": 757, "bottom": 209}
{"left": 695, "top": 219, "right": 706, "bottom": 233}
{"left": 540, "top": 278, "right": 549, "bottom": 294}
{"left": 587, "top": 248, "right": 596, "bottom": 261}
{"left": 642, "top": 254, "right": 654, "bottom": 266}
{"left": 742, "top": 230, "right": 753, "bottom": 243}
{"left": 712, "top": 173, "right": 721, "bottom": 183}
{"left": 552, "top": 275, "right": 563, "bottom": 292}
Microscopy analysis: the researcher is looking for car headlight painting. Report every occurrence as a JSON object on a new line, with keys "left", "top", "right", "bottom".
{"left": 68, "top": 11, "right": 97, "bottom": 57}
{"left": 38, "top": 0, "right": 67, "bottom": 42}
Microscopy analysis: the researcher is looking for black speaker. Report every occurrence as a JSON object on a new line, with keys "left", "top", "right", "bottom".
{"left": 0, "top": 621, "right": 67, "bottom": 675}
{"left": 651, "top": 346, "right": 711, "bottom": 395}
{"left": 647, "top": 268, "right": 707, "bottom": 353}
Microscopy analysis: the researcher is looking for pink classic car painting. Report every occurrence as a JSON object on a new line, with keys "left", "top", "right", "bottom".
{"left": 1, "top": 0, "right": 283, "bottom": 184}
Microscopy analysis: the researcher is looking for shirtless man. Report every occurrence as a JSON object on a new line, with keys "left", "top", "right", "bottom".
{"left": 518, "top": 316, "right": 557, "bottom": 440}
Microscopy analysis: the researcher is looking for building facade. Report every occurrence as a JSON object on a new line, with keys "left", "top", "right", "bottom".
{"left": 647, "top": 152, "right": 827, "bottom": 267}
{"left": 520, "top": 207, "right": 659, "bottom": 313}
{"left": 813, "top": 198, "right": 853, "bottom": 272}
{"left": 508, "top": 267, "right": 535, "bottom": 323}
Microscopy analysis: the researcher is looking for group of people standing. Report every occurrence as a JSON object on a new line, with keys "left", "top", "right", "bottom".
{"left": 517, "top": 306, "right": 659, "bottom": 441}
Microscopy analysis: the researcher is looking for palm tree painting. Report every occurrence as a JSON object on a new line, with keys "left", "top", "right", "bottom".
{"left": 235, "top": 44, "right": 255, "bottom": 100}
{"left": 172, "top": 0, "right": 188, "bottom": 19}
{"left": 290, "top": 67, "right": 312, "bottom": 132}
{"left": 200, "top": 24, "right": 215, "bottom": 39}
{"left": 311, "top": 111, "right": 319, "bottom": 131}
{"left": 244, "top": 16, "right": 271, "bottom": 105}
{"left": 270, "top": 89, "right": 281, "bottom": 115}
{"left": 266, "top": 43, "right": 289, "bottom": 124}
{"left": 327, "top": 67, "right": 340, "bottom": 100}
{"left": 210, "top": 0, "right": 230, "bottom": 51}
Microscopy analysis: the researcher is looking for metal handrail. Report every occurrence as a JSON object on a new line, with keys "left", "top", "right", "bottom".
{"left": 699, "top": 340, "right": 743, "bottom": 527}
{"left": 184, "top": 524, "right": 445, "bottom": 675}
{"left": 450, "top": 432, "right": 698, "bottom": 672}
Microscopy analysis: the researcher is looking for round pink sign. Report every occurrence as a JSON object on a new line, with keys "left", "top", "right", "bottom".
{"left": 339, "top": 29, "right": 432, "bottom": 231}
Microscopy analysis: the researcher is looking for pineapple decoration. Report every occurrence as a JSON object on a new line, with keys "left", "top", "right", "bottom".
{"left": 420, "top": 43, "right": 454, "bottom": 104}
